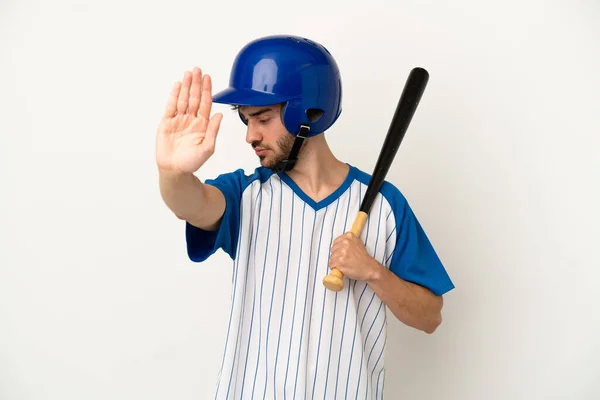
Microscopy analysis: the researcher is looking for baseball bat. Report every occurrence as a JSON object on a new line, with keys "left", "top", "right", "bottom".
{"left": 322, "top": 67, "right": 430, "bottom": 292}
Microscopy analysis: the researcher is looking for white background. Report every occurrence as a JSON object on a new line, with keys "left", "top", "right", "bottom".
{"left": 1, "top": 0, "right": 599, "bottom": 399}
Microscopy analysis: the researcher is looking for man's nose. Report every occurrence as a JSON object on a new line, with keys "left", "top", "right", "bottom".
{"left": 245, "top": 124, "right": 262, "bottom": 144}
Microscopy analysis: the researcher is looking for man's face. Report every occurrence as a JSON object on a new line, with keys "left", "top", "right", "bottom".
{"left": 238, "top": 104, "right": 298, "bottom": 170}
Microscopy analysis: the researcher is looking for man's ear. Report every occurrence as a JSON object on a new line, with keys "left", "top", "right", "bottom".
{"left": 236, "top": 106, "right": 248, "bottom": 125}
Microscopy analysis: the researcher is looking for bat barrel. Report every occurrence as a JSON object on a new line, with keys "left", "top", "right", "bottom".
{"left": 359, "top": 67, "right": 429, "bottom": 213}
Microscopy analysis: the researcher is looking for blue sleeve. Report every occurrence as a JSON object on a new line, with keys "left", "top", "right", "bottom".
{"left": 185, "top": 169, "right": 245, "bottom": 262}
{"left": 384, "top": 184, "right": 455, "bottom": 296}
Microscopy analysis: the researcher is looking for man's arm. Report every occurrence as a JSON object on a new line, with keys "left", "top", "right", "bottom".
{"left": 156, "top": 67, "right": 226, "bottom": 231}
{"left": 328, "top": 232, "right": 445, "bottom": 334}
{"left": 159, "top": 169, "right": 226, "bottom": 231}
{"left": 365, "top": 258, "right": 443, "bottom": 334}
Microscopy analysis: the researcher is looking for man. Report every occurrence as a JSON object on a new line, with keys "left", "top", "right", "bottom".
{"left": 157, "top": 35, "right": 454, "bottom": 399}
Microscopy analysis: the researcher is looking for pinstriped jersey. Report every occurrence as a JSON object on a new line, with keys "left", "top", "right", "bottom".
{"left": 185, "top": 164, "right": 454, "bottom": 399}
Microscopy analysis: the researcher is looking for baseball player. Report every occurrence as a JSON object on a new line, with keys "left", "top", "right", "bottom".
{"left": 157, "top": 35, "right": 454, "bottom": 399}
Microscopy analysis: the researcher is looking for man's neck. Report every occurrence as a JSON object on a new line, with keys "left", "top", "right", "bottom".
{"left": 283, "top": 135, "right": 350, "bottom": 203}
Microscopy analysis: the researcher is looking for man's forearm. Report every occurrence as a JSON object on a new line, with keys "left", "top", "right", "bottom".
{"left": 159, "top": 169, "right": 204, "bottom": 218}
{"left": 158, "top": 169, "right": 224, "bottom": 230}
{"left": 366, "top": 260, "right": 443, "bottom": 334}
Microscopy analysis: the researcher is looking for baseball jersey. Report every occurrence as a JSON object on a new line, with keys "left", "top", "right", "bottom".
{"left": 185, "top": 164, "right": 454, "bottom": 399}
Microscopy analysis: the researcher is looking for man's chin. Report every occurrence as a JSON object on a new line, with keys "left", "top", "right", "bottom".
{"left": 259, "top": 156, "right": 283, "bottom": 171}
{"left": 258, "top": 156, "right": 272, "bottom": 168}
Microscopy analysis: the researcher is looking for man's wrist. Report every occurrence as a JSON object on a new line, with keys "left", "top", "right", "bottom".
{"left": 365, "top": 258, "right": 387, "bottom": 284}
{"left": 159, "top": 167, "right": 193, "bottom": 180}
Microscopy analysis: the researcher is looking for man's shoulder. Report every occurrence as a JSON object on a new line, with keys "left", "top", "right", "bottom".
{"left": 205, "top": 166, "right": 276, "bottom": 192}
{"left": 349, "top": 164, "right": 408, "bottom": 206}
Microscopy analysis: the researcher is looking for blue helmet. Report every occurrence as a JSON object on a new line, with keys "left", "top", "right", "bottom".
{"left": 212, "top": 35, "right": 343, "bottom": 138}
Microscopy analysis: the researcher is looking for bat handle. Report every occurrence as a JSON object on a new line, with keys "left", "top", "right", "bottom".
{"left": 323, "top": 211, "right": 368, "bottom": 291}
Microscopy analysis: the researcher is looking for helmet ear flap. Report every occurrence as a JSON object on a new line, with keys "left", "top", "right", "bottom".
{"left": 306, "top": 108, "right": 324, "bottom": 123}
{"left": 281, "top": 99, "right": 304, "bottom": 136}
{"left": 281, "top": 99, "right": 326, "bottom": 136}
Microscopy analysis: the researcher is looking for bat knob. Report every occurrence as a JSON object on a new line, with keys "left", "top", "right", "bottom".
{"left": 323, "top": 269, "right": 345, "bottom": 291}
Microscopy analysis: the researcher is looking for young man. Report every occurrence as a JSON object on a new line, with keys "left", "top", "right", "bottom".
{"left": 157, "top": 35, "right": 454, "bottom": 399}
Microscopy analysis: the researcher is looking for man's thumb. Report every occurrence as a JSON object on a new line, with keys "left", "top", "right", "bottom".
{"left": 203, "top": 113, "right": 223, "bottom": 149}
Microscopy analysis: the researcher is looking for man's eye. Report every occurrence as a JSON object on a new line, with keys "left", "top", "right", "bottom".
{"left": 259, "top": 119, "right": 270, "bottom": 124}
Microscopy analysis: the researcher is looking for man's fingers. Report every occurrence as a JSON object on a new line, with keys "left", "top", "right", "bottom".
{"left": 198, "top": 74, "right": 213, "bottom": 131}
{"left": 330, "top": 246, "right": 347, "bottom": 257}
{"left": 188, "top": 67, "right": 203, "bottom": 116}
{"left": 330, "top": 242, "right": 339, "bottom": 254}
{"left": 329, "top": 254, "right": 344, "bottom": 270}
{"left": 330, "top": 236, "right": 343, "bottom": 250}
{"left": 330, "top": 235, "right": 350, "bottom": 251}
{"left": 163, "top": 82, "right": 181, "bottom": 118}
{"left": 329, "top": 240, "right": 343, "bottom": 256}
{"left": 329, "top": 246, "right": 343, "bottom": 263}
{"left": 176, "top": 71, "right": 192, "bottom": 114}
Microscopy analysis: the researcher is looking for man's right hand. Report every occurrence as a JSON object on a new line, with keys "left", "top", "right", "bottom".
{"left": 156, "top": 67, "right": 223, "bottom": 174}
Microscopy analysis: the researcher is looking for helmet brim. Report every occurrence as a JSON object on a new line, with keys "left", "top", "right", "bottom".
{"left": 212, "top": 87, "right": 292, "bottom": 107}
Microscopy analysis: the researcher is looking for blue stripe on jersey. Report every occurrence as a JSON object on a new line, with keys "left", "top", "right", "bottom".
{"left": 263, "top": 177, "right": 284, "bottom": 399}
{"left": 386, "top": 208, "right": 393, "bottom": 221}
{"left": 310, "top": 198, "right": 340, "bottom": 399}
{"left": 294, "top": 205, "right": 329, "bottom": 399}
{"left": 356, "top": 300, "right": 384, "bottom": 398}
{"left": 236, "top": 183, "right": 264, "bottom": 399}
{"left": 214, "top": 182, "right": 246, "bottom": 399}
{"left": 249, "top": 178, "right": 275, "bottom": 398}
{"left": 272, "top": 188, "right": 295, "bottom": 400}
{"left": 333, "top": 182, "right": 358, "bottom": 397}
{"left": 282, "top": 202, "right": 307, "bottom": 400}
{"left": 376, "top": 367, "right": 385, "bottom": 399}
{"left": 291, "top": 208, "right": 318, "bottom": 399}
{"left": 366, "top": 321, "right": 385, "bottom": 397}
{"left": 354, "top": 196, "right": 385, "bottom": 398}
{"left": 324, "top": 183, "right": 353, "bottom": 399}
{"left": 345, "top": 194, "right": 373, "bottom": 398}
{"left": 223, "top": 183, "right": 263, "bottom": 399}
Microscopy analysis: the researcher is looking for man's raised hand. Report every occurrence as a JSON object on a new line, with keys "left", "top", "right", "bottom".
{"left": 156, "top": 67, "right": 223, "bottom": 174}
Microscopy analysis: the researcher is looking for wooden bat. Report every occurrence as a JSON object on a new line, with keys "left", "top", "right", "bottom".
{"left": 322, "top": 67, "right": 430, "bottom": 291}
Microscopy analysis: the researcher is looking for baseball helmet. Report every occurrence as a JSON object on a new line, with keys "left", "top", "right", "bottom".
{"left": 212, "top": 35, "right": 343, "bottom": 137}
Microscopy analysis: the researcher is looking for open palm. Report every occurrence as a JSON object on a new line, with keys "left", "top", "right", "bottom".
{"left": 156, "top": 68, "right": 223, "bottom": 174}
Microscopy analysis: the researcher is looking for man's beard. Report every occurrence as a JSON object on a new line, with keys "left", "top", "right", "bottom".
{"left": 253, "top": 134, "right": 302, "bottom": 170}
